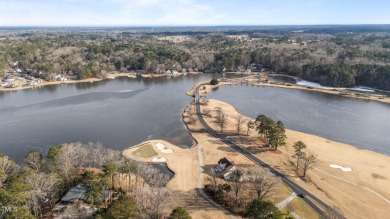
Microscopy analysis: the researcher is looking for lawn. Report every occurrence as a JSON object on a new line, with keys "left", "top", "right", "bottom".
{"left": 132, "top": 143, "right": 158, "bottom": 158}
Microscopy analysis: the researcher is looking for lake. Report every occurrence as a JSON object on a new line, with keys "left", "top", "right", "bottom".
{"left": 208, "top": 84, "right": 390, "bottom": 155}
{"left": 0, "top": 74, "right": 220, "bottom": 161}
{"left": 1, "top": 75, "right": 389, "bottom": 162}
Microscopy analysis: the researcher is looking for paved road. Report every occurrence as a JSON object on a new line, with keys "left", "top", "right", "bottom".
{"left": 194, "top": 84, "right": 341, "bottom": 217}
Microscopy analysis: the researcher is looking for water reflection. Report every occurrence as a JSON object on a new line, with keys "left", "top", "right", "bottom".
{"left": 208, "top": 85, "right": 390, "bottom": 155}
{"left": 0, "top": 74, "right": 218, "bottom": 161}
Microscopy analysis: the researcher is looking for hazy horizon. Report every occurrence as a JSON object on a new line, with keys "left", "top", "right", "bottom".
{"left": 1, "top": 0, "right": 390, "bottom": 26}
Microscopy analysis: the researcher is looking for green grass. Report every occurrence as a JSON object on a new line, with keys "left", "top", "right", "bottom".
{"left": 132, "top": 143, "right": 158, "bottom": 158}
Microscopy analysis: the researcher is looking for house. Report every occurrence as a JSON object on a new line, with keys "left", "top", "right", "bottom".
{"left": 2, "top": 76, "right": 16, "bottom": 83}
{"left": 53, "top": 185, "right": 117, "bottom": 219}
{"left": 214, "top": 157, "right": 234, "bottom": 173}
{"left": 61, "top": 185, "right": 88, "bottom": 205}
{"left": 214, "top": 157, "right": 243, "bottom": 180}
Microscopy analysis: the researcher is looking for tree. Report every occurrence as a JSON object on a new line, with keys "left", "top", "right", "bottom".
{"left": 268, "top": 121, "right": 286, "bottom": 150}
{"left": 4, "top": 207, "right": 36, "bottom": 219}
{"left": 134, "top": 185, "right": 172, "bottom": 218}
{"left": 255, "top": 116, "right": 286, "bottom": 150}
{"left": 210, "top": 78, "right": 219, "bottom": 85}
{"left": 120, "top": 160, "right": 136, "bottom": 193}
{"left": 54, "top": 144, "right": 78, "bottom": 186}
{"left": 114, "top": 58, "right": 124, "bottom": 71}
{"left": 216, "top": 113, "right": 228, "bottom": 133}
{"left": 103, "top": 163, "right": 118, "bottom": 190}
{"left": 230, "top": 170, "right": 244, "bottom": 204}
{"left": 0, "top": 172, "right": 30, "bottom": 207}
{"left": 47, "top": 146, "right": 61, "bottom": 165}
{"left": 0, "top": 155, "right": 19, "bottom": 187}
{"left": 300, "top": 152, "right": 317, "bottom": 177}
{"left": 255, "top": 115, "right": 274, "bottom": 140}
{"left": 83, "top": 171, "right": 105, "bottom": 206}
{"left": 234, "top": 114, "right": 245, "bottom": 134}
{"left": 169, "top": 207, "right": 192, "bottom": 219}
{"left": 250, "top": 169, "right": 279, "bottom": 200}
{"left": 244, "top": 199, "right": 282, "bottom": 219}
{"left": 25, "top": 172, "right": 60, "bottom": 217}
{"left": 293, "top": 141, "right": 307, "bottom": 171}
{"left": 25, "top": 151, "right": 44, "bottom": 172}
{"left": 246, "top": 119, "right": 255, "bottom": 136}
{"left": 105, "top": 195, "right": 138, "bottom": 219}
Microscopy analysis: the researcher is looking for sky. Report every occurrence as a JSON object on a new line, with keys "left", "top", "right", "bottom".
{"left": 0, "top": 0, "right": 390, "bottom": 26}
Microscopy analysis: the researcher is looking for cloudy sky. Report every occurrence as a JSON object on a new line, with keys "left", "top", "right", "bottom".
{"left": 0, "top": 0, "right": 389, "bottom": 26}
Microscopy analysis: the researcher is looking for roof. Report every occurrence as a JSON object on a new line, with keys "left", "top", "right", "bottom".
{"left": 61, "top": 185, "right": 88, "bottom": 203}
{"left": 218, "top": 157, "right": 233, "bottom": 167}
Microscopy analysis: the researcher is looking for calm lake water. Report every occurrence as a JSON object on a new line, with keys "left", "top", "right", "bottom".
{"left": 208, "top": 84, "right": 390, "bottom": 155}
{"left": 1, "top": 75, "right": 390, "bottom": 161}
{"left": 0, "top": 74, "right": 221, "bottom": 161}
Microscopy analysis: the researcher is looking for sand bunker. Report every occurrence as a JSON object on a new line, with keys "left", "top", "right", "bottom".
{"left": 155, "top": 143, "right": 174, "bottom": 154}
{"left": 152, "top": 157, "right": 167, "bottom": 162}
{"left": 329, "top": 164, "right": 352, "bottom": 172}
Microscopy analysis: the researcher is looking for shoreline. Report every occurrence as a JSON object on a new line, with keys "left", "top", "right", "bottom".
{"left": 2, "top": 70, "right": 389, "bottom": 104}
{"left": 184, "top": 81, "right": 390, "bottom": 218}
{"left": 0, "top": 71, "right": 203, "bottom": 92}
{"left": 233, "top": 73, "right": 390, "bottom": 104}
{"left": 185, "top": 74, "right": 390, "bottom": 104}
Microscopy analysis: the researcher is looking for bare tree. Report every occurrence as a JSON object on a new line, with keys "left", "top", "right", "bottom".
{"left": 134, "top": 164, "right": 172, "bottom": 219}
{"left": 25, "top": 172, "right": 60, "bottom": 217}
{"left": 55, "top": 143, "right": 81, "bottom": 185}
{"left": 0, "top": 155, "right": 19, "bottom": 187}
{"left": 234, "top": 114, "right": 245, "bottom": 134}
{"left": 202, "top": 108, "right": 211, "bottom": 117}
{"left": 25, "top": 151, "right": 45, "bottom": 172}
{"left": 230, "top": 170, "right": 244, "bottom": 205}
{"left": 216, "top": 113, "right": 228, "bottom": 132}
{"left": 246, "top": 119, "right": 255, "bottom": 136}
{"left": 250, "top": 168, "right": 279, "bottom": 200}
{"left": 300, "top": 151, "right": 317, "bottom": 177}
{"left": 207, "top": 168, "right": 218, "bottom": 188}
{"left": 214, "top": 106, "right": 223, "bottom": 117}
{"left": 119, "top": 160, "right": 136, "bottom": 193}
{"left": 135, "top": 186, "right": 172, "bottom": 219}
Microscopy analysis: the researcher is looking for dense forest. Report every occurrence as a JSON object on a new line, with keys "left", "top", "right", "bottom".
{"left": 1, "top": 26, "right": 390, "bottom": 90}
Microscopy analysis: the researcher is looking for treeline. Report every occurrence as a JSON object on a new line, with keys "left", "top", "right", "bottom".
{"left": 0, "top": 142, "right": 173, "bottom": 218}
{"left": 1, "top": 31, "right": 390, "bottom": 90}
{"left": 298, "top": 64, "right": 390, "bottom": 90}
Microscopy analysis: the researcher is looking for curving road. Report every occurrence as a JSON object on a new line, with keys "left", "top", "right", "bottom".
{"left": 194, "top": 84, "right": 342, "bottom": 218}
